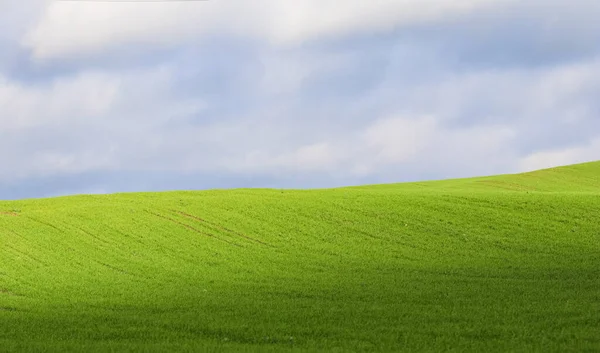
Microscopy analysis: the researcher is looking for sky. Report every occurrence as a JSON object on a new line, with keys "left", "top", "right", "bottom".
{"left": 1, "top": 0, "right": 599, "bottom": 199}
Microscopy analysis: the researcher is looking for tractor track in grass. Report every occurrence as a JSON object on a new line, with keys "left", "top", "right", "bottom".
{"left": 75, "top": 226, "right": 111, "bottom": 245}
{"left": 174, "top": 210, "right": 271, "bottom": 247}
{"left": 25, "top": 217, "right": 63, "bottom": 233}
{"left": 2, "top": 243, "right": 47, "bottom": 266}
{"left": 146, "top": 211, "right": 240, "bottom": 247}
{"left": 95, "top": 261, "right": 134, "bottom": 276}
{"left": 3, "top": 229, "right": 30, "bottom": 243}
{"left": 92, "top": 259, "right": 155, "bottom": 281}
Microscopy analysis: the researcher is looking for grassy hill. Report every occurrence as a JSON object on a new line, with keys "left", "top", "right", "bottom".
{"left": 1, "top": 162, "right": 599, "bottom": 352}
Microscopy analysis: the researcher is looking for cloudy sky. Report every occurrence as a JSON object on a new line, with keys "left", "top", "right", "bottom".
{"left": 1, "top": 0, "right": 599, "bottom": 199}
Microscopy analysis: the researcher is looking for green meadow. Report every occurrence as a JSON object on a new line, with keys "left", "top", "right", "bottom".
{"left": 1, "top": 162, "right": 599, "bottom": 352}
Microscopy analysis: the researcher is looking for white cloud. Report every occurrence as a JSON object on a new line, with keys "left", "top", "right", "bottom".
{"left": 0, "top": 71, "right": 120, "bottom": 181}
{"left": 519, "top": 138, "right": 600, "bottom": 172}
{"left": 364, "top": 116, "right": 435, "bottom": 164}
{"left": 0, "top": 72, "right": 120, "bottom": 130}
{"left": 0, "top": 0, "right": 47, "bottom": 40}
{"left": 1, "top": 0, "right": 599, "bottom": 197}
{"left": 0, "top": 64, "right": 205, "bottom": 181}
{"left": 236, "top": 142, "right": 341, "bottom": 174}
{"left": 25, "top": 0, "right": 506, "bottom": 60}
{"left": 400, "top": 57, "right": 600, "bottom": 128}
{"left": 2, "top": 50, "right": 593, "bottom": 185}
{"left": 205, "top": 114, "right": 517, "bottom": 181}
{"left": 354, "top": 116, "right": 516, "bottom": 177}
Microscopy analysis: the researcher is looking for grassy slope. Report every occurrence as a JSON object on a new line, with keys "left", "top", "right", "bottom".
{"left": 1, "top": 162, "right": 599, "bottom": 352}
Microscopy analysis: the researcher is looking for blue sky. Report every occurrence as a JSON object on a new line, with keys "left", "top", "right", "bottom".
{"left": 1, "top": 0, "right": 599, "bottom": 199}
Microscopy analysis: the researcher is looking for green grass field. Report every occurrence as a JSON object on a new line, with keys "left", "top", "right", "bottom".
{"left": 1, "top": 162, "right": 599, "bottom": 352}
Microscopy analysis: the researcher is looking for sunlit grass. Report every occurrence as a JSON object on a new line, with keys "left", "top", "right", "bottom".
{"left": 1, "top": 161, "right": 599, "bottom": 352}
